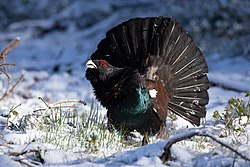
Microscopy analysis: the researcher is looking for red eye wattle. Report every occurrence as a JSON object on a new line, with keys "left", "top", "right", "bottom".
{"left": 99, "top": 60, "right": 107, "bottom": 67}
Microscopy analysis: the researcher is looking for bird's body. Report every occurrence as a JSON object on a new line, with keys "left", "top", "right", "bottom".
{"left": 85, "top": 17, "right": 209, "bottom": 144}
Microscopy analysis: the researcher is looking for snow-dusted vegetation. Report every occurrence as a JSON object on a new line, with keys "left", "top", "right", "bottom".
{"left": 0, "top": 1, "right": 250, "bottom": 166}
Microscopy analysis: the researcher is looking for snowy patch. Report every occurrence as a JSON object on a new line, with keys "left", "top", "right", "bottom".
{"left": 0, "top": 1, "right": 250, "bottom": 166}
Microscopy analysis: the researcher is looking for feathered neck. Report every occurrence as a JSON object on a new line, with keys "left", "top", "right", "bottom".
{"left": 91, "top": 67, "right": 150, "bottom": 115}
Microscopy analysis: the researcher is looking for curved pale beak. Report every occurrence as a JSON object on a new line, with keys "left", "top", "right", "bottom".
{"left": 86, "top": 60, "right": 97, "bottom": 69}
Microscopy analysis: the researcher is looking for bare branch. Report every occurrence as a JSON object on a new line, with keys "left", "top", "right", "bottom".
{"left": 0, "top": 74, "right": 24, "bottom": 100}
{"left": 1, "top": 69, "right": 11, "bottom": 79}
{"left": 160, "top": 129, "right": 199, "bottom": 163}
{"left": 38, "top": 97, "right": 50, "bottom": 108}
{"left": 0, "top": 77, "right": 10, "bottom": 100}
{"left": 160, "top": 129, "right": 250, "bottom": 164}
{"left": 35, "top": 108, "right": 49, "bottom": 129}
{"left": 202, "top": 132, "right": 250, "bottom": 161}
{"left": 8, "top": 149, "right": 39, "bottom": 157}
{"left": 0, "top": 37, "right": 21, "bottom": 100}
{"left": 8, "top": 148, "right": 44, "bottom": 167}
{"left": 8, "top": 74, "right": 24, "bottom": 94}
{"left": 0, "top": 63, "right": 15, "bottom": 67}
{"left": 0, "top": 37, "right": 20, "bottom": 61}
{"left": 33, "top": 108, "right": 47, "bottom": 113}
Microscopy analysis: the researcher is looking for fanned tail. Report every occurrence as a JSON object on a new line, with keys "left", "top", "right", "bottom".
{"left": 158, "top": 19, "right": 209, "bottom": 126}
{"left": 90, "top": 17, "right": 209, "bottom": 126}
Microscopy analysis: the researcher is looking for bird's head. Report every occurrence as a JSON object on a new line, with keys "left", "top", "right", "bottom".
{"left": 85, "top": 59, "right": 122, "bottom": 82}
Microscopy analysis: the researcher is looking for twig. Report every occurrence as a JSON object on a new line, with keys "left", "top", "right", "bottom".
{"left": 0, "top": 76, "right": 10, "bottom": 100}
{"left": 0, "top": 69, "right": 11, "bottom": 79}
{"left": 11, "top": 153, "right": 43, "bottom": 167}
{"left": 10, "top": 103, "right": 22, "bottom": 111}
{"left": 0, "top": 63, "right": 15, "bottom": 67}
{"left": 6, "top": 103, "right": 22, "bottom": 128}
{"left": 52, "top": 99, "right": 87, "bottom": 106}
{"left": 38, "top": 97, "right": 50, "bottom": 108}
{"left": 8, "top": 74, "right": 25, "bottom": 94}
{"left": 160, "top": 129, "right": 250, "bottom": 164}
{"left": 7, "top": 142, "right": 44, "bottom": 166}
{"left": 160, "top": 129, "right": 199, "bottom": 163}
{"left": 0, "top": 37, "right": 20, "bottom": 61}
{"left": 201, "top": 132, "right": 250, "bottom": 161}
{"left": 12, "top": 157, "right": 39, "bottom": 167}
{"left": 35, "top": 108, "right": 49, "bottom": 129}
{"left": 8, "top": 149, "right": 38, "bottom": 157}
{"left": 35, "top": 98, "right": 87, "bottom": 129}
{"left": 0, "top": 74, "right": 24, "bottom": 100}
{"left": 33, "top": 108, "right": 47, "bottom": 113}
{"left": 0, "top": 37, "right": 22, "bottom": 100}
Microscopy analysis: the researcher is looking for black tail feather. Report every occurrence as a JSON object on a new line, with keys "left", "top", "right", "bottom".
{"left": 90, "top": 17, "right": 209, "bottom": 126}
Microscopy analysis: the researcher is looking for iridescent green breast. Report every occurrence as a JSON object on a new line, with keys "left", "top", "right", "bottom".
{"left": 110, "top": 85, "right": 150, "bottom": 124}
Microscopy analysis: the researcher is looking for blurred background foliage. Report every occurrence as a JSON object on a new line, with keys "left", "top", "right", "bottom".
{"left": 0, "top": 0, "right": 249, "bottom": 61}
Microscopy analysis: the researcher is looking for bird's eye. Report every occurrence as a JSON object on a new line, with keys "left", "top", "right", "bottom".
{"left": 99, "top": 60, "right": 107, "bottom": 67}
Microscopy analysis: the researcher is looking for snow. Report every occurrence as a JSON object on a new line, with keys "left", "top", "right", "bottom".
{"left": 0, "top": 1, "right": 250, "bottom": 167}
{"left": 169, "top": 145, "right": 193, "bottom": 166}
{"left": 0, "top": 154, "right": 23, "bottom": 167}
{"left": 208, "top": 56, "right": 250, "bottom": 92}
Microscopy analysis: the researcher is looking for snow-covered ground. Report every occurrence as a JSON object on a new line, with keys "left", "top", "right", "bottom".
{"left": 0, "top": 1, "right": 250, "bottom": 166}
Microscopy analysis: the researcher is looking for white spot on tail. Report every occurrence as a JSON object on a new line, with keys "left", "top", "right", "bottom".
{"left": 192, "top": 100, "right": 199, "bottom": 105}
{"left": 149, "top": 89, "right": 158, "bottom": 98}
{"left": 179, "top": 102, "right": 184, "bottom": 106}
{"left": 189, "top": 110, "right": 196, "bottom": 115}
{"left": 153, "top": 108, "right": 157, "bottom": 113}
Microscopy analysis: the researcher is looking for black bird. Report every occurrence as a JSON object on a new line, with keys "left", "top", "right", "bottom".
{"left": 85, "top": 17, "right": 209, "bottom": 145}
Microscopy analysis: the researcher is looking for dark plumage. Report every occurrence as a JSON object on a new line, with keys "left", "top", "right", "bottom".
{"left": 85, "top": 17, "right": 209, "bottom": 144}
